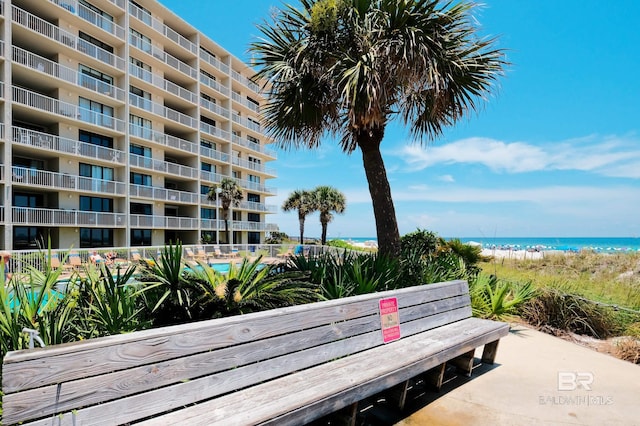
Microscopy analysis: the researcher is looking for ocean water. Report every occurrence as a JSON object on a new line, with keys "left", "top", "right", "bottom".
{"left": 337, "top": 237, "right": 640, "bottom": 252}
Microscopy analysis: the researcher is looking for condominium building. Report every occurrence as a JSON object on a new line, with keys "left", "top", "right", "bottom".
{"left": 0, "top": 0, "right": 278, "bottom": 250}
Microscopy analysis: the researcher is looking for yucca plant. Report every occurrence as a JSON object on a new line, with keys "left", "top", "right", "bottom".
{"left": 470, "top": 273, "right": 536, "bottom": 320}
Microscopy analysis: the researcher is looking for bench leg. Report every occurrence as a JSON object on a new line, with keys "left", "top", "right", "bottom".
{"left": 482, "top": 340, "right": 500, "bottom": 364}
{"left": 347, "top": 402, "right": 358, "bottom": 426}
{"left": 389, "top": 379, "right": 411, "bottom": 411}
{"left": 424, "top": 362, "right": 446, "bottom": 392}
{"left": 449, "top": 349, "right": 475, "bottom": 377}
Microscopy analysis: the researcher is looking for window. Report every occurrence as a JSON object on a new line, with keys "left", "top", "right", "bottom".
{"left": 130, "top": 114, "right": 152, "bottom": 139}
{"left": 79, "top": 32, "right": 113, "bottom": 53}
{"left": 200, "top": 140, "right": 213, "bottom": 149}
{"left": 247, "top": 97, "right": 259, "bottom": 107}
{"left": 14, "top": 227, "right": 47, "bottom": 250}
{"left": 248, "top": 213, "right": 260, "bottom": 222}
{"left": 130, "top": 86, "right": 151, "bottom": 110}
{"left": 130, "top": 143, "right": 151, "bottom": 157}
{"left": 130, "top": 56, "right": 151, "bottom": 73}
{"left": 14, "top": 157, "right": 44, "bottom": 170}
{"left": 247, "top": 135, "right": 259, "bottom": 144}
{"left": 13, "top": 193, "right": 44, "bottom": 208}
{"left": 200, "top": 185, "right": 211, "bottom": 195}
{"left": 130, "top": 1, "right": 152, "bottom": 25}
{"left": 248, "top": 232, "right": 260, "bottom": 244}
{"left": 79, "top": 97, "right": 114, "bottom": 128}
{"left": 130, "top": 172, "right": 151, "bottom": 186}
{"left": 200, "top": 162, "right": 213, "bottom": 172}
{"left": 80, "top": 228, "right": 113, "bottom": 248}
{"left": 131, "top": 203, "right": 152, "bottom": 215}
{"left": 131, "top": 229, "right": 152, "bottom": 246}
{"left": 247, "top": 193, "right": 260, "bottom": 203}
{"left": 79, "top": 130, "right": 113, "bottom": 148}
{"left": 232, "top": 171, "right": 241, "bottom": 179}
{"left": 79, "top": 0, "right": 114, "bottom": 33}
{"left": 200, "top": 47, "right": 215, "bottom": 58}
{"left": 130, "top": 28, "right": 152, "bottom": 53}
{"left": 80, "top": 163, "right": 114, "bottom": 180}
{"left": 80, "top": 196, "right": 113, "bottom": 212}
{"left": 201, "top": 208, "right": 216, "bottom": 219}
{"left": 201, "top": 93, "right": 215, "bottom": 103}
{"left": 202, "top": 70, "right": 216, "bottom": 80}
{"left": 78, "top": 64, "right": 113, "bottom": 85}
{"left": 248, "top": 174, "right": 260, "bottom": 183}
{"left": 201, "top": 116, "right": 216, "bottom": 127}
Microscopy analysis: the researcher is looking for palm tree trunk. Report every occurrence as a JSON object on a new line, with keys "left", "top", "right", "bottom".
{"left": 359, "top": 132, "right": 401, "bottom": 258}
{"left": 321, "top": 221, "right": 328, "bottom": 245}
{"left": 223, "top": 209, "right": 230, "bottom": 244}
{"left": 298, "top": 214, "right": 305, "bottom": 244}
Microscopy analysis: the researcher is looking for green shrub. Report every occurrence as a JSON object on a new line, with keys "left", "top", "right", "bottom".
{"left": 470, "top": 274, "right": 535, "bottom": 320}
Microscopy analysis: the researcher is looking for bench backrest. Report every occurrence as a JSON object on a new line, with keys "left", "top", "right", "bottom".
{"left": 1, "top": 280, "right": 471, "bottom": 425}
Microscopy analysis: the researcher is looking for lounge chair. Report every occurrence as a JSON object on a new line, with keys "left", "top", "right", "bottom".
{"left": 184, "top": 247, "right": 197, "bottom": 260}
{"left": 48, "top": 253, "right": 73, "bottom": 272}
{"left": 213, "top": 246, "right": 235, "bottom": 259}
{"left": 276, "top": 246, "right": 293, "bottom": 258}
{"left": 68, "top": 253, "right": 83, "bottom": 270}
{"left": 195, "top": 247, "right": 210, "bottom": 261}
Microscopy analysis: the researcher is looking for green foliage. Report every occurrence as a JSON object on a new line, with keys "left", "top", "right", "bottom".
{"left": 400, "top": 229, "right": 440, "bottom": 257}
{"left": 265, "top": 231, "right": 289, "bottom": 244}
{"left": 470, "top": 274, "right": 536, "bottom": 320}
{"left": 520, "top": 288, "right": 621, "bottom": 338}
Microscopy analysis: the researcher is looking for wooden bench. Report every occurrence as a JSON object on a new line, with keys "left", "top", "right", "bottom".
{"left": 1, "top": 280, "right": 509, "bottom": 425}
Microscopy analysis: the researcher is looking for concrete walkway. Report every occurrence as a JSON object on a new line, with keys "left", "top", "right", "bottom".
{"left": 396, "top": 325, "right": 640, "bottom": 426}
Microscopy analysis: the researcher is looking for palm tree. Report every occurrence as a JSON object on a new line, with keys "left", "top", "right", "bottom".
{"left": 251, "top": 0, "right": 506, "bottom": 257}
{"left": 312, "top": 186, "right": 346, "bottom": 245}
{"left": 282, "top": 189, "right": 315, "bottom": 244}
{"left": 207, "top": 178, "right": 243, "bottom": 244}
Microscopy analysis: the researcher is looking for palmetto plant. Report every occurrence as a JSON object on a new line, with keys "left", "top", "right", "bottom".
{"left": 207, "top": 178, "right": 243, "bottom": 244}
{"left": 251, "top": 0, "right": 506, "bottom": 257}
{"left": 282, "top": 189, "right": 315, "bottom": 244}
{"left": 470, "top": 273, "right": 536, "bottom": 320}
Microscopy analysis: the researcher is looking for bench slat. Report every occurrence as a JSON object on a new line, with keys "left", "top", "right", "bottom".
{"left": 11, "top": 306, "right": 474, "bottom": 426}
{"left": 3, "top": 280, "right": 469, "bottom": 393}
{"left": 139, "top": 319, "right": 509, "bottom": 425}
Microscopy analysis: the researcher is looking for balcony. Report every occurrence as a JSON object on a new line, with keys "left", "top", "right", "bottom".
{"left": 13, "top": 127, "right": 125, "bottom": 163}
{"left": 240, "top": 201, "right": 278, "bottom": 213}
{"left": 13, "top": 46, "right": 125, "bottom": 101}
{"left": 199, "top": 145, "right": 228, "bottom": 162}
{"left": 129, "top": 32, "right": 196, "bottom": 79}
{"left": 128, "top": 2, "right": 197, "bottom": 55}
{"left": 12, "top": 167, "right": 126, "bottom": 195}
{"left": 232, "top": 91, "right": 260, "bottom": 114}
{"left": 129, "top": 153, "right": 198, "bottom": 179}
{"left": 236, "top": 177, "right": 276, "bottom": 194}
{"left": 12, "top": 207, "right": 126, "bottom": 227}
{"left": 49, "top": 0, "right": 126, "bottom": 39}
{"left": 129, "top": 124, "right": 198, "bottom": 154}
{"left": 232, "top": 221, "right": 279, "bottom": 232}
{"left": 199, "top": 48, "right": 229, "bottom": 74}
{"left": 199, "top": 170, "right": 225, "bottom": 183}
{"left": 232, "top": 157, "right": 276, "bottom": 176}
{"left": 232, "top": 70, "right": 260, "bottom": 93}
{"left": 200, "top": 73, "right": 228, "bottom": 96}
{"left": 130, "top": 214, "right": 198, "bottom": 229}
{"left": 232, "top": 134, "right": 277, "bottom": 159}
{"left": 129, "top": 93, "right": 196, "bottom": 128}
{"left": 232, "top": 113, "right": 261, "bottom": 133}
{"left": 200, "top": 97, "right": 230, "bottom": 119}
{"left": 12, "top": 6, "right": 125, "bottom": 70}
{"left": 129, "top": 63, "right": 197, "bottom": 103}
{"left": 200, "top": 218, "right": 223, "bottom": 231}
{"left": 200, "top": 122, "right": 230, "bottom": 141}
{"left": 129, "top": 184, "right": 199, "bottom": 204}
{"left": 12, "top": 86, "right": 125, "bottom": 132}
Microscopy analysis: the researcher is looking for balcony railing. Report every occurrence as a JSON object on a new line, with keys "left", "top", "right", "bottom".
{"left": 199, "top": 48, "right": 229, "bottom": 74}
{"left": 129, "top": 153, "right": 198, "bottom": 179}
{"left": 129, "top": 63, "right": 197, "bottom": 103}
{"left": 129, "top": 93, "right": 196, "bottom": 128}
{"left": 200, "top": 97, "right": 230, "bottom": 119}
{"left": 199, "top": 170, "right": 225, "bottom": 183}
{"left": 129, "top": 124, "right": 198, "bottom": 154}
{"left": 128, "top": 2, "right": 197, "bottom": 54}
{"left": 200, "top": 218, "right": 223, "bottom": 230}
{"left": 12, "top": 6, "right": 125, "bottom": 70}
{"left": 200, "top": 122, "right": 230, "bottom": 141}
{"left": 49, "top": 0, "right": 126, "bottom": 39}
{"left": 130, "top": 214, "right": 199, "bottom": 229}
{"left": 129, "top": 184, "right": 199, "bottom": 204}
{"left": 232, "top": 113, "right": 261, "bottom": 133}
{"left": 11, "top": 167, "right": 126, "bottom": 195}
{"left": 200, "top": 73, "right": 228, "bottom": 96}
{"left": 232, "top": 157, "right": 276, "bottom": 176}
{"left": 12, "top": 86, "right": 125, "bottom": 132}
{"left": 12, "top": 207, "right": 126, "bottom": 227}
{"left": 199, "top": 145, "right": 228, "bottom": 162}
{"left": 13, "top": 46, "right": 125, "bottom": 101}
{"left": 13, "top": 127, "right": 125, "bottom": 163}
{"left": 232, "top": 70, "right": 260, "bottom": 93}
{"left": 239, "top": 201, "right": 278, "bottom": 213}
{"left": 236, "top": 177, "right": 276, "bottom": 194}
{"left": 232, "top": 91, "right": 260, "bottom": 114}
{"left": 129, "top": 32, "right": 196, "bottom": 79}
{"left": 232, "top": 221, "right": 279, "bottom": 232}
{"left": 232, "top": 134, "right": 277, "bottom": 158}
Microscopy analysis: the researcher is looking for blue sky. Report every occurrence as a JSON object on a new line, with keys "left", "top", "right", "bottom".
{"left": 160, "top": 0, "right": 640, "bottom": 239}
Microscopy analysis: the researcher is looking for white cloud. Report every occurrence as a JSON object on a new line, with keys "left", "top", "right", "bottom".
{"left": 438, "top": 174, "right": 455, "bottom": 183}
{"left": 397, "top": 134, "right": 640, "bottom": 178}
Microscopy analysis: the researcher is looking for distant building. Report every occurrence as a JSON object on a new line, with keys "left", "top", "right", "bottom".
{"left": 1, "top": 0, "right": 277, "bottom": 250}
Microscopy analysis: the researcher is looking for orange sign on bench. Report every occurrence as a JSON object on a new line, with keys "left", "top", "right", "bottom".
{"left": 379, "top": 297, "right": 401, "bottom": 343}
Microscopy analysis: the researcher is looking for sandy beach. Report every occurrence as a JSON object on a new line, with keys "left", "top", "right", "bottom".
{"left": 481, "top": 248, "right": 547, "bottom": 260}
